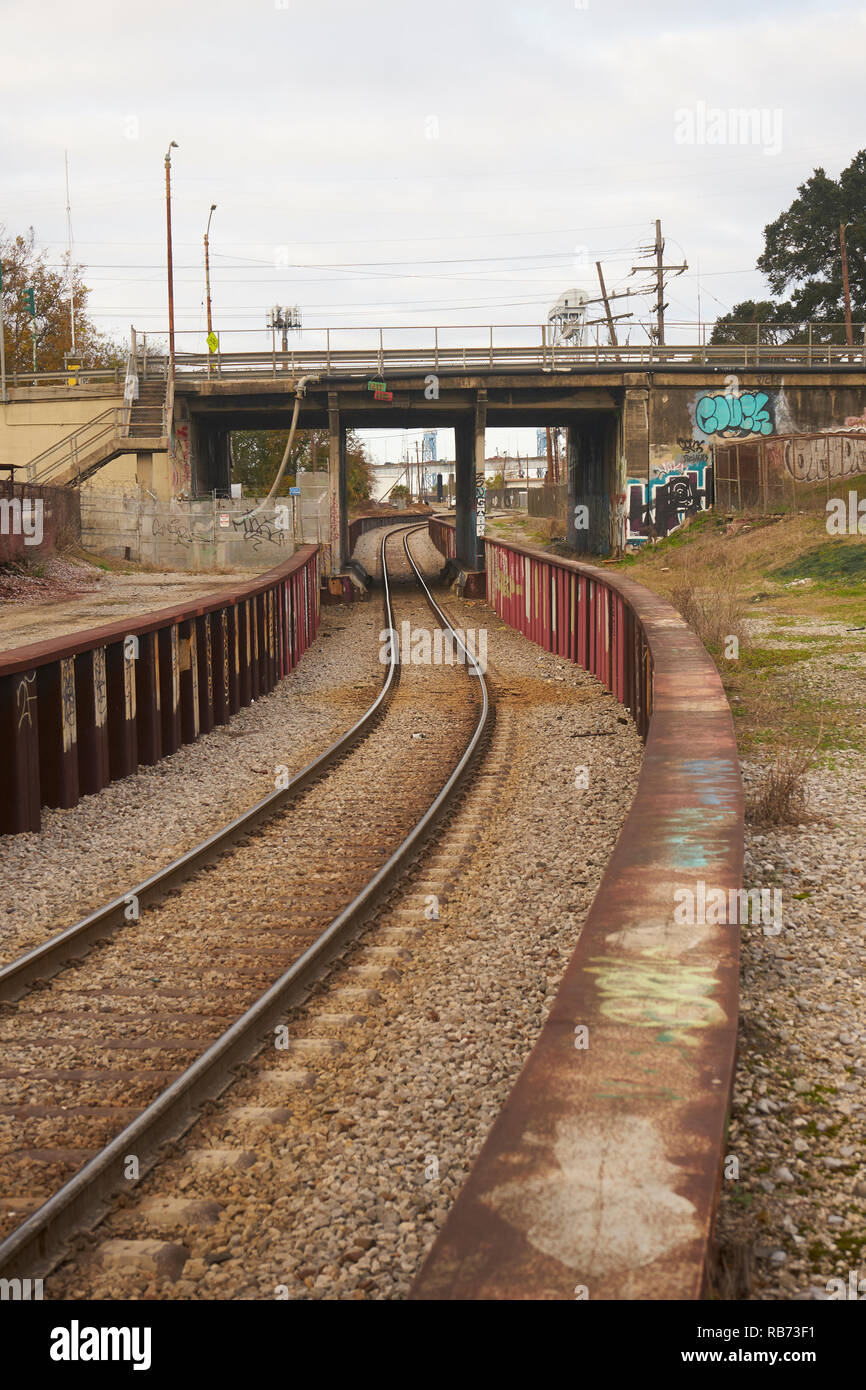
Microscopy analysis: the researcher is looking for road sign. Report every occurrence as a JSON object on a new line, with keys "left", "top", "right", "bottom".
{"left": 374, "top": 389, "right": 393, "bottom": 402}
{"left": 367, "top": 379, "right": 387, "bottom": 392}
{"left": 218, "top": 512, "right": 230, "bottom": 528}
{"left": 289, "top": 486, "right": 300, "bottom": 496}
{"left": 207, "top": 331, "right": 218, "bottom": 353}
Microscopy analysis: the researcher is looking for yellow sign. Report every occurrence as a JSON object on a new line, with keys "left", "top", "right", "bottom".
{"left": 207, "top": 331, "right": 218, "bottom": 353}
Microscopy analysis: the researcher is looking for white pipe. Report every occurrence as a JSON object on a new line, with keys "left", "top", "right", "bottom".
{"left": 243, "top": 374, "right": 319, "bottom": 516}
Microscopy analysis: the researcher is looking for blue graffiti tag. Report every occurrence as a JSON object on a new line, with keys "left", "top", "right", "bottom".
{"left": 695, "top": 391, "right": 774, "bottom": 438}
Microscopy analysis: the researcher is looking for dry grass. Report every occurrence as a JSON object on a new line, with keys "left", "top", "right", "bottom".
{"left": 746, "top": 737, "right": 819, "bottom": 826}
{"left": 669, "top": 547, "right": 747, "bottom": 653}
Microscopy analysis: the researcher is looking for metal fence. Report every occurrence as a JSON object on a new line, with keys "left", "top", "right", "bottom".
{"left": 714, "top": 431, "right": 866, "bottom": 511}
{"left": 0, "top": 546, "right": 320, "bottom": 834}
{"left": 418, "top": 519, "right": 742, "bottom": 1300}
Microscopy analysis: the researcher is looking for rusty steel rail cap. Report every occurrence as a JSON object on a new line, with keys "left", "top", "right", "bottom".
{"left": 411, "top": 531, "right": 743, "bottom": 1301}
{"left": 0, "top": 545, "right": 320, "bottom": 678}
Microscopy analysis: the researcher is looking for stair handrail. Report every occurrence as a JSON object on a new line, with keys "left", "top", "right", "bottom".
{"left": 26, "top": 408, "right": 123, "bottom": 484}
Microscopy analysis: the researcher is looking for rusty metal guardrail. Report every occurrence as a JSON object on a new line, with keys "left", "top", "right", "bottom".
{"left": 0, "top": 546, "right": 320, "bottom": 835}
{"left": 414, "top": 520, "right": 743, "bottom": 1300}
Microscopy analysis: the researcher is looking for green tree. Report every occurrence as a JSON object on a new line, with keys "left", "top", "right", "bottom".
{"left": 0, "top": 225, "right": 125, "bottom": 371}
{"left": 709, "top": 299, "right": 796, "bottom": 346}
{"left": 711, "top": 152, "right": 866, "bottom": 345}
{"left": 346, "top": 430, "right": 372, "bottom": 507}
{"left": 230, "top": 427, "right": 372, "bottom": 504}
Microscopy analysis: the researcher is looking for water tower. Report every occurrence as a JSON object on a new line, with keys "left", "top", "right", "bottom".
{"left": 547, "top": 288, "right": 590, "bottom": 345}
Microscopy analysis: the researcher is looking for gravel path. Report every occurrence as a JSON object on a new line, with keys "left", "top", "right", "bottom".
{"left": 714, "top": 613, "right": 866, "bottom": 1301}
{"left": 46, "top": 528, "right": 644, "bottom": 1301}
{"left": 0, "top": 562, "right": 273, "bottom": 651}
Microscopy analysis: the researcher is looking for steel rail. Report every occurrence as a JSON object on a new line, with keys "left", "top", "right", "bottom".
{"left": 0, "top": 526, "right": 401, "bottom": 1005}
{"left": 0, "top": 524, "right": 490, "bottom": 1280}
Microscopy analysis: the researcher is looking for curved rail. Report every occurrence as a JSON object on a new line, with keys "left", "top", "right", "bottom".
{"left": 0, "top": 524, "right": 491, "bottom": 1280}
{"left": 0, "top": 528, "right": 400, "bottom": 1003}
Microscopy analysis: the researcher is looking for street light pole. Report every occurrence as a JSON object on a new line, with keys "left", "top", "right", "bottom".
{"left": 204, "top": 203, "right": 217, "bottom": 336}
{"left": 165, "top": 141, "right": 179, "bottom": 369}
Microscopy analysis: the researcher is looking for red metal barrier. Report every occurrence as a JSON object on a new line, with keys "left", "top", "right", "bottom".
{"left": 347, "top": 509, "right": 431, "bottom": 555}
{"left": 0, "top": 546, "right": 320, "bottom": 835}
{"left": 415, "top": 520, "right": 743, "bottom": 1302}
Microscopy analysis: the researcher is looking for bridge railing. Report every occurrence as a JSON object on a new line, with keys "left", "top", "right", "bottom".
{"left": 415, "top": 519, "right": 743, "bottom": 1300}
{"left": 6, "top": 322, "right": 866, "bottom": 391}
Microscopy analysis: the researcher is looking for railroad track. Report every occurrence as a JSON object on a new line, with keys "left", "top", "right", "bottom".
{"left": 0, "top": 524, "right": 490, "bottom": 1281}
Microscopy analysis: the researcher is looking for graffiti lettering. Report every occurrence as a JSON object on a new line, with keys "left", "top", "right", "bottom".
{"left": 231, "top": 513, "right": 287, "bottom": 551}
{"left": 695, "top": 391, "right": 774, "bottom": 439}
{"left": 585, "top": 952, "right": 727, "bottom": 1048}
{"left": 151, "top": 516, "right": 211, "bottom": 547}
{"left": 16, "top": 672, "right": 37, "bottom": 731}
{"left": 475, "top": 473, "right": 486, "bottom": 538}
{"left": 626, "top": 461, "right": 713, "bottom": 545}
{"left": 773, "top": 434, "right": 866, "bottom": 485}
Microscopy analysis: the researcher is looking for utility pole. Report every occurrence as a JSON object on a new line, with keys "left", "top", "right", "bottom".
{"left": 630, "top": 219, "right": 687, "bottom": 348}
{"left": 545, "top": 427, "right": 554, "bottom": 488}
{"left": 840, "top": 222, "right": 854, "bottom": 349}
{"left": 65, "top": 150, "right": 75, "bottom": 352}
{"left": 654, "top": 219, "right": 665, "bottom": 347}
{"left": 165, "top": 141, "right": 179, "bottom": 369}
{"left": 596, "top": 261, "right": 621, "bottom": 361}
{"left": 0, "top": 261, "right": 6, "bottom": 402}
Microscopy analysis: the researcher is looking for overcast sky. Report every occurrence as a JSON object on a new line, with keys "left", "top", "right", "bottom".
{"left": 2, "top": 0, "right": 863, "bottom": 460}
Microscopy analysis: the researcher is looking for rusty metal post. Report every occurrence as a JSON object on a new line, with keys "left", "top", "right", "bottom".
{"left": 238, "top": 601, "right": 252, "bottom": 708}
{"left": 0, "top": 671, "right": 41, "bottom": 833}
{"left": 158, "top": 625, "right": 181, "bottom": 754}
{"left": 178, "top": 619, "right": 200, "bottom": 745}
{"left": 135, "top": 631, "right": 162, "bottom": 766}
{"left": 211, "top": 610, "right": 230, "bottom": 725}
{"left": 196, "top": 614, "right": 215, "bottom": 735}
{"left": 74, "top": 647, "right": 110, "bottom": 797}
{"left": 228, "top": 606, "right": 241, "bottom": 715}
{"left": 36, "top": 656, "right": 79, "bottom": 809}
{"left": 106, "top": 639, "right": 138, "bottom": 778}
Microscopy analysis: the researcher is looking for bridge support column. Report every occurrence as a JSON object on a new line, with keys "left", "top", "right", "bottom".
{"left": 455, "top": 391, "right": 486, "bottom": 571}
{"left": 327, "top": 392, "right": 348, "bottom": 575}
{"left": 623, "top": 387, "right": 650, "bottom": 481}
{"left": 568, "top": 414, "right": 617, "bottom": 557}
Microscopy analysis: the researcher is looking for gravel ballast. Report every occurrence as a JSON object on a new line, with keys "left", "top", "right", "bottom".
{"left": 46, "top": 528, "right": 644, "bottom": 1300}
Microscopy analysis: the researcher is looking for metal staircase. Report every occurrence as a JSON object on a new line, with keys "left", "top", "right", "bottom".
{"left": 26, "top": 355, "right": 172, "bottom": 488}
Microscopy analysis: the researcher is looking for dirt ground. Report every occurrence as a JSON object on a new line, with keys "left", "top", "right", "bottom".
{"left": 0, "top": 553, "right": 271, "bottom": 653}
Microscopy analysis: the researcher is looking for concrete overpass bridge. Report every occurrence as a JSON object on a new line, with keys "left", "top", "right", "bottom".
{"left": 4, "top": 324, "right": 866, "bottom": 572}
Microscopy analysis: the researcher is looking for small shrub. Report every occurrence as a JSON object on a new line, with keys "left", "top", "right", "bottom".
{"left": 670, "top": 561, "right": 746, "bottom": 653}
{"left": 746, "top": 740, "right": 817, "bottom": 826}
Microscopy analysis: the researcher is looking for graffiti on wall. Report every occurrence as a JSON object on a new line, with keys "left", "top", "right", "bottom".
{"left": 625, "top": 459, "right": 713, "bottom": 545}
{"left": 695, "top": 391, "right": 774, "bottom": 439}
{"left": 171, "top": 423, "right": 192, "bottom": 496}
{"left": 770, "top": 434, "right": 866, "bottom": 484}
